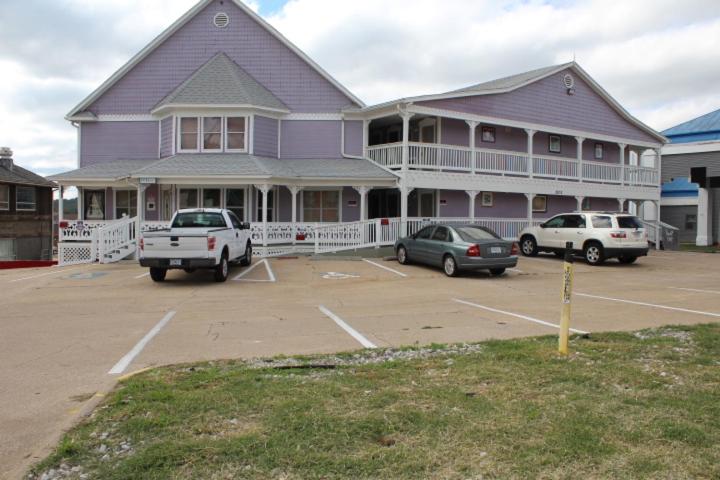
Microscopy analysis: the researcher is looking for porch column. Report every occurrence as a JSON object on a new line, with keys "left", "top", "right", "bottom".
{"left": 400, "top": 184, "right": 413, "bottom": 237}
{"left": 654, "top": 148, "right": 662, "bottom": 250}
{"left": 524, "top": 129, "right": 536, "bottom": 178}
{"left": 401, "top": 109, "right": 414, "bottom": 173}
{"left": 654, "top": 200, "right": 661, "bottom": 250}
{"left": 58, "top": 185, "right": 64, "bottom": 222}
{"left": 466, "top": 120, "right": 479, "bottom": 174}
{"left": 524, "top": 193, "right": 535, "bottom": 227}
{"left": 696, "top": 188, "right": 711, "bottom": 246}
{"left": 362, "top": 120, "right": 370, "bottom": 159}
{"left": 466, "top": 190, "right": 479, "bottom": 219}
{"left": 575, "top": 136, "right": 584, "bottom": 181}
{"left": 617, "top": 198, "right": 626, "bottom": 212}
{"left": 618, "top": 143, "right": 627, "bottom": 185}
{"left": 257, "top": 184, "right": 270, "bottom": 247}
{"left": 575, "top": 196, "right": 584, "bottom": 212}
{"left": 354, "top": 186, "right": 371, "bottom": 221}
{"left": 135, "top": 184, "right": 146, "bottom": 259}
{"left": 289, "top": 185, "right": 302, "bottom": 245}
{"left": 78, "top": 187, "right": 84, "bottom": 221}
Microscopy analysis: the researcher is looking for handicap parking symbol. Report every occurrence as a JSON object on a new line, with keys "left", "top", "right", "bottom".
{"left": 321, "top": 272, "right": 360, "bottom": 280}
{"left": 67, "top": 272, "right": 108, "bottom": 280}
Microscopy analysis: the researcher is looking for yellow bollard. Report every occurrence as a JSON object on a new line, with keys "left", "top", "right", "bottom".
{"left": 559, "top": 241, "right": 574, "bottom": 355}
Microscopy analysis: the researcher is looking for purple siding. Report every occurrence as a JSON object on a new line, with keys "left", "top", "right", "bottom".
{"left": 88, "top": 0, "right": 357, "bottom": 114}
{"left": 144, "top": 184, "right": 159, "bottom": 221}
{"left": 534, "top": 133, "right": 576, "bottom": 159}
{"left": 342, "top": 187, "right": 360, "bottom": 221}
{"left": 254, "top": 116, "right": 279, "bottom": 158}
{"left": 583, "top": 141, "right": 619, "bottom": 164}
{"left": 438, "top": 190, "right": 468, "bottom": 218}
{"left": 278, "top": 186, "right": 291, "bottom": 221}
{"left": 280, "top": 120, "right": 342, "bottom": 159}
{"left": 588, "top": 197, "right": 621, "bottom": 211}
{"left": 160, "top": 117, "right": 173, "bottom": 158}
{"left": 441, "top": 118, "right": 469, "bottom": 147}
{"left": 344, "top": 121, "right": 363, "bottom": 157}
{"left": 473, "top": 192, "right": 527, "bottom": 218}
{"left": 418, "top": 69, "right": 658, "bottom": 144}
{"left": 80, "top": 121, "right": 159, "bottom": 166}
{"left": 105, "top": 187, "right": 114, "bottom": 220}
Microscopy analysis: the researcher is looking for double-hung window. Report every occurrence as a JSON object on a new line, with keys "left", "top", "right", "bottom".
{"left": 16, "top": 186, "right": 36, "bottom": 211}
{"left": 0, "top": 184, "right": 9, "bottom": 210}
{"left": 203, "top": 117, "right": 222, "bottom": 151}
{"left": 115, "top": 190, "right": 137, "bottom": 219}
{"left": 179, "top": 117, "right": 199, "bottom": 151}
{"left": 226, "top": 117, "right": 247, "bottom": 151}
{"left": 303, "top": 190, "right": 340, "bottom": 223}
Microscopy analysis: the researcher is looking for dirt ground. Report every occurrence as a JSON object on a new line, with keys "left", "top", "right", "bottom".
{"left": 1, "top": 250, "right": 719, "bottom": 479}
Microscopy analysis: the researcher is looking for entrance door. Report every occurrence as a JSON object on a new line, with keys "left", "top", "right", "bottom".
{"left": 419, "top": 191, "right": 435, "bottom": 218}
{"left": 368, "top": 189, "right": 400, "bottom": 219}
{"left": 161, "top": 188, "right": 173, "bottom": 221}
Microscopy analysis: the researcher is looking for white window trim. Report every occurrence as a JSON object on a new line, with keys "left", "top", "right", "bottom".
{"left": 225, "top": 116, "right": 249, "bottom": 153}
{"left": 15, "top": 186, "right": 37, "bottom": 212}
{"left": 0, "top": 184, "right": 9, "bottom": 211}
{"left": 300, "top": 187, "right": 343, "bottom": 223}
{"left": 177, "top": 117, "right": 200, "bottom": 153}
{"left": 177, "top": 115, "right": 251, "bottom": 154}
{"left": 113, "top": 188, "right": 138, "bottom": 220}
{"left": 201, "top": 116, "right": 224, "bottom": 153}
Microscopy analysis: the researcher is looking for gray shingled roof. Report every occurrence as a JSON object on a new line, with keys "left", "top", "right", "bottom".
{"left": 48, "top": 159, "right": 156, "bottom": 182}
{"left": 0, "top": 160, "right": 54, "bottom": 187}
{"left": 132, "top": 154, "right": 396, "bottom": 180}
{"left": 153, "top": 53, "right": 288, "bottom": 112}
{"left": 447, "top": 63, "right": 572, "bottom": 95}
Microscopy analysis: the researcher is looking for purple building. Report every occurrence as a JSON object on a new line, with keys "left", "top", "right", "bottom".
{"left": 50, "top": 0, "right": 666, "bottom": 262}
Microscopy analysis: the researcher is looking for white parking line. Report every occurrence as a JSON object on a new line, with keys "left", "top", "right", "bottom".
{"left": 507, "top": 268, "right": 523, "bottom": 274}
{"left": 134, "top": 272, "right": 150, "bottom": 279}
{"left": 362, "top": 258, "right": 408, "bottom": 277}
{"left": 8, "top": 266, "right": 84, "bottom": 283}
{"left": 452, "top": 298, "right": 589, "bottom": 334}
{"left": 668, "top": 287, "right": 720, "bottom": 295}
{"left": 576, "top": 292, "right": 720, "bottom": 318}
{"left": 232, "top": 259, "right": 276, "bottom": 282}
{"left": 108, "top": 311, "right": 176, "bottom": 375}
{"left": 318, "top": 305, "right": 377, "bottom": 349}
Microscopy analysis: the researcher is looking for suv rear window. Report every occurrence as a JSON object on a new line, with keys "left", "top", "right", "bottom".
{"left": 617, "top": 216, "right": 643, "bottom": 229}
{"left": 455, "top": 226, "right": 500, "bottom": 242}
{"left": 591, "top": 215, "right": 612, "bottom": 228}
{"left": 172, "top": 212, "right": 227, "bottom": 228}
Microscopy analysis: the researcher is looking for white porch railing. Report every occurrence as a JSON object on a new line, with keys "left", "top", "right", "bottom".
{"left": 97, "top": 217, "right": 137, "bottom": 263}
{"left": 367, "top": 143, "right": 659, "bottom": 186}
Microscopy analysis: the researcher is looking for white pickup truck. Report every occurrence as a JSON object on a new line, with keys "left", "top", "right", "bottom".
{"left": 139, "top": 208, "right": 252, "bottom": 282}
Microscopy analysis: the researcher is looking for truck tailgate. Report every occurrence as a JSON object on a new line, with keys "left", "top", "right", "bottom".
{"left": 143, "top": 229, "right": 211, "bottom": 259}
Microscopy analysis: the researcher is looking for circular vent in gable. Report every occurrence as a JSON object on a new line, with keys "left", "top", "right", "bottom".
{"left": 213, "top": 12, "right": 229, "bottom": 28}
{"left": 563, "top": 73, "right": 575, "bottom": 89}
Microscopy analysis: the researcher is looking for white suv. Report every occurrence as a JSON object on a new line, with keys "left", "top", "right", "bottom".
{"left": 519, "top": 212, "right": 649, "bottom": 265}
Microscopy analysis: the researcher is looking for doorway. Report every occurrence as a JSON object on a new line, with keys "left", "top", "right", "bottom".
{"left": 368, "top": 189, "right": 400, "bottom": 219}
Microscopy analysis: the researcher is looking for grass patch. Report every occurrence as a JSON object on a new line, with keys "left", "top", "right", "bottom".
{"left": 31, "top": 324, "right": 720, "bottom": 479}
{"left": 679, "top": 243, "right": 719, "bottom": 253}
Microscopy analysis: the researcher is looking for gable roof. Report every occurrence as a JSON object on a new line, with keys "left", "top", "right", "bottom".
{"left": 353, "top": 62, "right": 666, "bottom": 144}
{"left": 663, "top": 107, "right": 720, "bottom": 137}
{"left": 0, "top": 161, "right": 54, "bottom": 187}
{"left": 66, "top": 0, "right": 364, "bottom": 119}
{"left": 48, "top": 159, "right": 156, "bottom": 182}
{"left": 153, "top": 53, "right": 288, "bottom": 114}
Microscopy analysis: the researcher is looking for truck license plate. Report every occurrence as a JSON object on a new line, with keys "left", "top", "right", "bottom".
{"left": 169, "top": 259, "right": 182, "bottom": 266}
{"left": 490, "top": 247, "right": 502, "bottom": 254}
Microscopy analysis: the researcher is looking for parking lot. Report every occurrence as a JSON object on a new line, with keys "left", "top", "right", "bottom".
{"left": 2, "top": 250, "right": 720, "bottom": 478}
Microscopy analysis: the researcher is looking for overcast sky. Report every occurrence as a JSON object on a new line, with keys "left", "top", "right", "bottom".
{"left": 1, "top": 0, "right": 719, "bottom": 176}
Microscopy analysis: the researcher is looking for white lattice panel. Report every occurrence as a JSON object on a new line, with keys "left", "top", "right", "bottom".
{"left": 59, "top": 243, "right": 95, "bottom": 265}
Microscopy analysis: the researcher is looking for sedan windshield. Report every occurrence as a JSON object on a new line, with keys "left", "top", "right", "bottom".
{"left": 454, "top": 226, "right": 500, "bottom": 242}
{"left": 172, "top": 212, "right": 227, "bottom": 228}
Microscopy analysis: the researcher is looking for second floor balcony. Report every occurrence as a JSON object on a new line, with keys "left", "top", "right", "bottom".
{"left": 367, "top": 141, "right": 659, "bottom": 187}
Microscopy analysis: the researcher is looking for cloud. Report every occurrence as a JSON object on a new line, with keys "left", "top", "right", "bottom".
{"left": 0, "top": 0, "right": 719, "bottom": 176}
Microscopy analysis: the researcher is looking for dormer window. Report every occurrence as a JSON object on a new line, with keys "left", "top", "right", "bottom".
{"left": 177, "top": 115, "right": 248, "bottom": 153}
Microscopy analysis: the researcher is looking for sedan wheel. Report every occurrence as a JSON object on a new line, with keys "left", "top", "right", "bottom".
{"left": 397, "top": 246, "right": 409, "bottom": 265}
{"left": 443, "top": 255, "right": 459, "bottom": 277}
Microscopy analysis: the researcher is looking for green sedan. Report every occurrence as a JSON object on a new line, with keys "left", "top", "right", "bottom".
{"left": 394, "top": 224, "right": 519, "bottom": 277}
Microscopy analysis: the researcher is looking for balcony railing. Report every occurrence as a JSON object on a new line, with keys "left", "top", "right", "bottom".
{"left": 367, "top": 142, "right": 659, "bottom": 186}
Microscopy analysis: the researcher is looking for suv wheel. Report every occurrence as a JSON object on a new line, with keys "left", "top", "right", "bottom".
{"left": 443, "top": 255, "right": 459, "bottom": 277}
{"left": 520, "top": 236, "right": 538, "bottom": 257}
{"left": 584, "top": 242, "right": 605, "bottom": 266}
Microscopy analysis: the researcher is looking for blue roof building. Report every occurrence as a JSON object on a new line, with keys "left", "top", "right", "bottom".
{"left": 662, "top": 107, "right": 720, "bottom": 143}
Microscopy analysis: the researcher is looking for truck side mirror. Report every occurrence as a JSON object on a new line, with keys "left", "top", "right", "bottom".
{"left": 242, "top": 222, "right": 250, "bottom": 230}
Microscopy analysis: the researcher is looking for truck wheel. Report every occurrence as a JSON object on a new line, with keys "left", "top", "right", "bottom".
{"left": 149, "top": 267, "right": 166, "bottom": 282}
{"left": 214, "top": 253, "right": 229, "bottom": 282}
{"left": 240, "top": 243, "right": 252, "bottom": 267}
